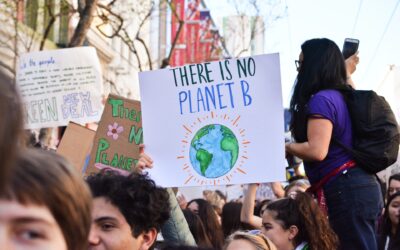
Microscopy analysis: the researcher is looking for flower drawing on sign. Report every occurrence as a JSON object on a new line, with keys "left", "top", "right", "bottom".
{"left": 107, "top": 122, "right": 124, "bottom": 140}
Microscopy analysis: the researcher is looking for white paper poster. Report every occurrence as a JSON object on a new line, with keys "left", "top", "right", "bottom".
{"left": 17, "top": 47, "right": 103, "bottom": 129}
{"left": 139, "top": 54, "right": 286, "bottom": 187}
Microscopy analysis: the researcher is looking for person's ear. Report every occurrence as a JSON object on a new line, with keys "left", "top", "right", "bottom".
{"left": 288, "top": 225, "right": 299, "bottom": 241}
{"left": 139, "top": 228, "right": 158, "bottom": 250}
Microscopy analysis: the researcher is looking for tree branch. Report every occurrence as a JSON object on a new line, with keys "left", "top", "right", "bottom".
{"left": 96, "top": 2, "right": 124, "bottom": 38}
{"left": 136, "top": 36, "right": 152, "bottom": 70}
{"left": 68, "top": 0, "right": 99, "bottom": 47}
{"left": 164, "top": 0, "right": 184, "bottom": 65}
{"left": 0, "top": 60, "right": 15, "bottom": 75}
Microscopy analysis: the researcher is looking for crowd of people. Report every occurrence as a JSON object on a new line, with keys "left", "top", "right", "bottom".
{"left": 0, "top": 37, "right": 399, "bottom": 250}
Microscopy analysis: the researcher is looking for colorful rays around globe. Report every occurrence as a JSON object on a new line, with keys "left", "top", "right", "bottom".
{"left": 177, "top": 111, "right": 250, "bottom": 186}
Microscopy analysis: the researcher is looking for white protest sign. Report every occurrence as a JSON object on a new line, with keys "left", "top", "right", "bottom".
{"left": 139, "top": 54, "right": 286, "bottom": 187}
{"left": 17, "top": 47, "right": 103, "bottom": 129}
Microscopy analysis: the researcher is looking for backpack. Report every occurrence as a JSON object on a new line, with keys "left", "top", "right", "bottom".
{"left": 335, "top": 89, "right": 400, "bottom": 174}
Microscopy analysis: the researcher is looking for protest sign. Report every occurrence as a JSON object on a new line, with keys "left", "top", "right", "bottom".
{"left": 139, "top": 54, "right": 285, "bottom": 187}
{"left": 17, "top": 47, "right": 103, "bottom": 129}
{"left": 85, "top": 94, "right": 142, "bottom": 176}
{"left": 57, "top": 122, "right": 95, "bottom": 173}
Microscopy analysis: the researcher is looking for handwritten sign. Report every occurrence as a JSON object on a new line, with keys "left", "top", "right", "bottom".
{"left": 85, "top": 94, "right": 142, "bottom": 176}
{"left": 57, "top": 122, "right": 95, "bottom": 173}
{"left": 17, "top": 47, "right": 103, "bottom": 129}
{"left": 139, "top": 54, "right": 286, "bottom": 187}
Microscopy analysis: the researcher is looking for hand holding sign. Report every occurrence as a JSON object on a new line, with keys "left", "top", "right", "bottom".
{"left": 136, "top": 144, "right": 154, "bottom": 173}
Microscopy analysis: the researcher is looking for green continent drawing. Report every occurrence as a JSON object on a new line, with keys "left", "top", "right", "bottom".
{"left": 221, "top": 136, "right": 239, "bottom": 167}
{"left": 196, "top": 148, "right": 213, "bottom": 175}
{"left": 189, "top": 124, "right": 239, "bottom": 178}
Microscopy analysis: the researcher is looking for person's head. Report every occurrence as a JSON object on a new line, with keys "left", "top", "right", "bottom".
{"left": 182, "top": 209, "right": 213, "bottom": 248}
{"left": 187, "top": 199, "right": 224, "bottom": 249}
{"left": 223, "top": 231, "right": 276, "bottom": 250}
{"left": 254, "top": 199, "right": 272, "bottom": 217}
{"left": 203, "top": 190, "right": 226, "bottom": 215}
{"left": 221, "top": 202, "right": 255, "bottom": 238}
{"left": 380, "top": 191, "right": 400, "bottom": 236}
{"left": 284, "top": 179, "right": 310, "bottom": 198}
{"left": 0, "top": 148, "right": 92, "bottom": 250}
{"left": 86, "top": 171, "right": 170, "bottom": 250}
{"left": 388, "top": 174, "right": 400, "bottom": 197}
{"left": 290, "top": 38, "right": 348, "bottom": 142}
{"left": 262, "top": 192, "right": 338, "bottom": 250}
{"left": 0, "top": 70, "right": 24, "bottom": 190}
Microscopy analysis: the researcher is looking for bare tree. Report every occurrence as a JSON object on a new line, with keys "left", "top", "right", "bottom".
{"left": 225, "top": 0, "right": 287, "bottom": 57}
{"left": 93, "top": 0, "right": 185, "bottom": 71}
{"left": 69, "top": 0, "right": 99, "bottom": 47}
{"left": 0, "top": 0, "right": 99, "bottom": 77}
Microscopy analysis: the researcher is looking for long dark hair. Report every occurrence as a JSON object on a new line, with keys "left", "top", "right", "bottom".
{"left": 380, "top": 191, "right": 400, "bottom": 237}
{"left": 187, "top": 199, "right": 224, "bottom": 249}
{"left": 290, "top": 38, "right": 348, "bottom": 142}
{"left": 221, "top": 202, "right": 254, "bottom": 238}
{"left": 183, "top": 209, "right": 213, "bottom": 248}
{"left": 0, "top": 70, "right": 24, "bottom": 191}
{"left": 266, "top": 192, "right": 338, "bottom": 250}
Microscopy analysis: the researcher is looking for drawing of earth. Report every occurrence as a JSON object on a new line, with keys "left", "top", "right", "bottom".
{"left": 189, "top": 124, "right": 239, "bottom": 178}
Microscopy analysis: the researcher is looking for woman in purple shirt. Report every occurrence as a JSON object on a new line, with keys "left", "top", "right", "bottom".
{"left": 285, "top": 38, "right": 382, "bottom": 250}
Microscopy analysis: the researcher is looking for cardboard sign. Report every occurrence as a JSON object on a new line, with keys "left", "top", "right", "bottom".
{"left": 85, "top": 94, "right": 142, "bottom": 176}
{"left": 139, "top": 54, "right": 286, "bottom": 187}
{"left": 57, "top": 122, "right": 95, "bottom": 173}
{"left": 17, "top": 47, "right": 103, "bottom": 129}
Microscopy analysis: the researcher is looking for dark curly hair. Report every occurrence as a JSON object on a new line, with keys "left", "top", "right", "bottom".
{"left": 266, "top": 192, "right": 338, "bottom": 250}
{"left": 86, "top": 172, "right": 170, "bottom": 237}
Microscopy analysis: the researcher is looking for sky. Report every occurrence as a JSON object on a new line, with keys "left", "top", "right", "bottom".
{"left": 205, "top": 0, "right": 400, "bottom": 107}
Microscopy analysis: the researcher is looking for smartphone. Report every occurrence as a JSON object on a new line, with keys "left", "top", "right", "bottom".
{"left": 342, "top": 38, "right": 359, "bottom": 59}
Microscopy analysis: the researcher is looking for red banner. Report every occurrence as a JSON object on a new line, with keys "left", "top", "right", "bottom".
{"left": 172, "top": 45, "right": 186, "bottom": 67}
{"left": 170, "top": 1, "right": 223, "bottom": 65}
{"left": 198, "top": 10, "right": 213, "bottom": 62}
{"left": 171, "top": 0, "right": 186, "bottom": 66}
{"left": 185, "top": 0, "right": 201, "bottom": 64}
{"left": 210, "top": 30, "right": 222, "bottom": 61}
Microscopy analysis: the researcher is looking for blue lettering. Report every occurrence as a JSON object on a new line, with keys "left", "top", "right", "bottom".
{"left": 205, "top": 85, "right": 216, "bottom": 111}
{"left": 216, "top": 83, "right": 227, "bottom": 110}
{"left": 80, "top": 92, "right": 98, "bottom": 117}
{"left": 225, "top": 82, "right": 235, "bottom": 108}
{"left": 196, "top": 88, "right": 206, "bottom": 112}
{"left": 61, "top": 93, "right": 80, "bottom": 119}
{"left": 240, "top": 80, "right": 252, "bottom": 106}
{"left": 178, "top": 91, "right": 188, "bottom": 114}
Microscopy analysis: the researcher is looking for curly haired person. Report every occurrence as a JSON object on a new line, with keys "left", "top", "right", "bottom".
{"left": 86, "top": 172, "right": 170, "bottom": 250}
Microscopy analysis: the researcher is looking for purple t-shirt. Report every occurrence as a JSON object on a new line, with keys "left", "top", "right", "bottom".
{"left": 304, "top": 89, "right": 354, "bottom": 184}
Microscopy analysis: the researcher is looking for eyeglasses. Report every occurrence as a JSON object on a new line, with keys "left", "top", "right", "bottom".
{"left": 295, "top": 60, "right": 302, "bottom": 71}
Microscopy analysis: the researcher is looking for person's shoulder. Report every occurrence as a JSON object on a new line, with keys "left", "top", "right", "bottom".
{"left": 314, "top": 89, "right": 342, "bottom": 98}
{"left": 309, "top": 89, "right": 345, "bottom": 110}
{"left": 313, "top": 89, "right": 344, "bottom": 104}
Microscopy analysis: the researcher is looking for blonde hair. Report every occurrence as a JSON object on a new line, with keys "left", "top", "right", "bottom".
{"left": 223, "top": 231, "right": 277, "bottom": 250}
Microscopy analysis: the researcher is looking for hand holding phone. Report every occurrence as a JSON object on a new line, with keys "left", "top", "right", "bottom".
{"left": 342, "top": 38, "right": 359, "bottom": 59}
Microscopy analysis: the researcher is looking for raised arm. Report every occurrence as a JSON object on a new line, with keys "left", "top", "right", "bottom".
{"left": 240, "top": 183, "right": 262, "bottom": 228}
{"left": 136, "top": 145, "right": 196, "bottom": 246}
{"left": 161, "top": 188, "right": 197, "bottom": 246}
